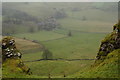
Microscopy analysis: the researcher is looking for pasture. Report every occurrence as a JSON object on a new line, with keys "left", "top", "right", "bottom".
{"left": 14, "top": 29, "right": 107, "bottom": 77}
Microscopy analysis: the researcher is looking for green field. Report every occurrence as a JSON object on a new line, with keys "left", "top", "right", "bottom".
{"left": 58, "top": 19, "right": 113, "bottom": 33}
{"left": 26, "top": 60, "right": 94, "bottom": 77}
{"left": 14, "top": 29, "right": 107, "bottom": 77}
{"left": 14, "top": 31, "right": 66, "bottom": 42}
{"left": 15, "top": 30, "right": 107, "bottom": 59}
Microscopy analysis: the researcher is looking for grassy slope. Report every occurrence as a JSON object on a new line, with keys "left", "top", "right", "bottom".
{"left": 13, "top": 20, "right": 108, "bottom": 77}
{"left": 26, "top": 60, "right": 94, "bottom": 78}
{"left": 2, "top": 58, "right": 47, "bottom": 78}
{"left": 42, "top": 32, "right": 106, "bottom": 59}
{"left": 13, "top": 29, "right": 119, "bottom": 78}
{"left": 2, "top": 58, "right": 28, "bottom": 78}
{"left": 21, "top": 31, "right": 107, "bottom": 77}
{"left": 17, "top": 31, "right": 107, "bottom": 59}
{"left": 70, "top": 49, "right": 119, "bottom": 78}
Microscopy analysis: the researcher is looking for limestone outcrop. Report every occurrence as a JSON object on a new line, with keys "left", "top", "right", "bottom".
{"left": 2, "top": 37, "right": 32, "bottom": 78}
{"left": 96, "top": 22, "right": 120, "bottom": 63}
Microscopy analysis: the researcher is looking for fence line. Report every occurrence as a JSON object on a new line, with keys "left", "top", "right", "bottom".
{"left": 24, "top": 58, "right": 96, "bottom": 62}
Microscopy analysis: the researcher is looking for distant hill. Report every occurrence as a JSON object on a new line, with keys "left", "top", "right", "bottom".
{"left": 2, "top": 2, "right": 118, "bottom": 35}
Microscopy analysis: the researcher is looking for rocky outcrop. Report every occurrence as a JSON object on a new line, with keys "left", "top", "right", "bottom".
{"left": 95, "top": 22, "right": 120, "bottom": 63}
{"left": 2, "top": 37, "right": 22, "bottom": 61}
{"left": 2, "top": 37, "right": 32, "bottom": 78}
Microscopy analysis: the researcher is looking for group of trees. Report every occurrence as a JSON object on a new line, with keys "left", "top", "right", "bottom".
{"left": 53, "top": 8, "right": 67, "bottom": 19}
{"left": 37, "top": 8, "right": 67, "bottom": 31}
{"left": 37, "top": 17, "right": 60, "bottom": 31}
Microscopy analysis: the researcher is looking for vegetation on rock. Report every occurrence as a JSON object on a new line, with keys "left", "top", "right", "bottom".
{"left": 95, "top": 22, "right": 120, "bottom": 64}
{"left": 2, "top": 36, "right": 32, "bottom": 78}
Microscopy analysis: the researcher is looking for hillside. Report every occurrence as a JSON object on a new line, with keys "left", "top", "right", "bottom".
{"left": 71, "top": 49, "right": 119, "bottom": 78}
{"left": 70, "top": 22, "right": 120, "bottom": 78}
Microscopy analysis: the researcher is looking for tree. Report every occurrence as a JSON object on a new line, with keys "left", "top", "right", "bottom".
{"left": 68, "top": 31, "right": 72, "bottom": 37}
{"left": 42, "top": 49, "right": 53, "bottom": 60}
